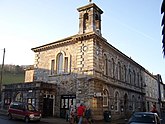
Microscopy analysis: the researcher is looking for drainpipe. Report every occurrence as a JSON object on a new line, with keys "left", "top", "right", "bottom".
{"left": 157, "top": 74, "right": 162, "bottom": 118}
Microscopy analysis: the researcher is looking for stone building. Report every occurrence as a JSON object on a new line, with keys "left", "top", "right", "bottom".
{"left": 2, "top": 81, "right": 56, "bottom": 117}
{"left": 143, "top": 70, "right": 165, "bottom": 115}
{"left": 144, "top": 71, "right": 159, "bottom": 112}
{"left": 24, "top": 3, "right": 148, "bottom": 120}
{"left": 2, "top": 2, "right": 164, "bottom": 121}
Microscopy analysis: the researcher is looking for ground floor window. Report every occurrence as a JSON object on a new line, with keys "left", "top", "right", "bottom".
{"left": 27, "top": 98, "right": 35, "bottom": 106}
{"left": 60, "top": 95, "right": 76, "bottom": 118}
{"left": 61, "top": 95, "right": 76, "bottom": 109}
{"left": 4, "top": 98, "right": 11, "bottom": 105}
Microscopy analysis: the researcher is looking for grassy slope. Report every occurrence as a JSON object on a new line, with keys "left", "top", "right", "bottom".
{"left": 2, "top": 72, "right": 25, "bottom": 85}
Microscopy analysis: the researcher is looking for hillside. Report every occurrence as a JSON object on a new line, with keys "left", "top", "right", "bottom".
{"left": 2, "top": 72, "right": 25, "bottom": 84}
{"left": 0, "top": 64, "right": 26, "bottom": 85}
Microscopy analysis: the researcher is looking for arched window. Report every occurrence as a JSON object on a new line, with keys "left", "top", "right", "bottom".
{"left": 133, "top": 70, "right": 136, "bottom": 86}
{"left": 114, "top": 91, "right": 119, "bottom": 111}
{"left": 129, "top": 69, "right": 132, "bottom": 84}
{"left": 132, "top": 95, "right": 135, "bottom": 111}
{"left": 15, "top": 92, "right": 23, "bottom": 102}
{"left": 95, "top": 14, "right": 99, "bottom": 20}
{"left": 112, "top": 58, "right": 115, "bottom": 78}
{"left": 137, "top": 73, "right": 140, "bottom": 87}
{"left": 123, "top": 65, "right": 127, "bottom": 82}
{"left": 83, "top": 13, "right": 89, "bottom": 31}
{"left": 103, "top": 54, "right": 108, "bottom": 75}
{"left": 103, "top": 89, "right": 108, "bottom": 107}
{"left": 117, "top": 62, "right": 121, "bottom": 80}
{"left": 95, "top": 14, "right": 100, "bottom": 30}
{"left": 138, "top": 96, "right": 141, "bottom": 110}
{"left": 56, "top": 53, "right": 63, "bottom": 74}
{"left": 124, "top": 93, "right": 128, "bottom": 110}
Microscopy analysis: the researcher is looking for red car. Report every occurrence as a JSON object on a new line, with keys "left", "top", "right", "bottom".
{"left": 8, "top": 102, "right": 41, "bottom": 123}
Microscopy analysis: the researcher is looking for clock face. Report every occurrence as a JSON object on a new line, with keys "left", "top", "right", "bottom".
{"left": 96, "top": 49, "right": 99, "bottom": 55}
{"left": 83, "top": 46, "right": 88, "bottom": 52}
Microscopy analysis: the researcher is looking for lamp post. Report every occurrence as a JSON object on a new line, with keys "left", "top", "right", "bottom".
{"left": 0, "top": 48, "right": 5, "bottom": 101}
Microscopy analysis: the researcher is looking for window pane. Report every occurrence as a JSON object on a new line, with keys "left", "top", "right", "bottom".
{"left": 64, "top": 57, "right": 68, "bottom": 73}
{"left": 51, "top": 60, "right": 55, "bottom": 75}
{"left": 57, "top": 53, "right": 63, "bottom": 74}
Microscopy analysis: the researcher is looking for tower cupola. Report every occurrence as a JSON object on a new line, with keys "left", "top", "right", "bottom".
{"left": 77, "top": 3, "right": 103, "bottom": 36}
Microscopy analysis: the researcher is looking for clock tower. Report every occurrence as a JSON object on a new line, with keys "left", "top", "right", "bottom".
{"left": 77, "top": 3, "right": 103, "bottom": 36}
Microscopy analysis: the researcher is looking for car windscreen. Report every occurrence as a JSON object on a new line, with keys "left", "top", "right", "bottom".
{"left": 130, "top": 114, "right": 156, "bottom": 123}
{"left": 26, "top": 104, "right": 36, "bottom": 111}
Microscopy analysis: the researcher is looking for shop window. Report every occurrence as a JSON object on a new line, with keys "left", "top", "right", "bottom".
{"left": 4, "top": 98, "right": 11, "bottom": 105}
{"left": 60, "top": 95, "right": 76, "bottom": 109}
{"left": 27, "top": 98, "right": 35, "bottom": 106}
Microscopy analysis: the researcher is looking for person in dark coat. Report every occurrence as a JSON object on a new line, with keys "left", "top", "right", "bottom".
{"left": 84, "top": 106, "right": 93, "bottom": 124}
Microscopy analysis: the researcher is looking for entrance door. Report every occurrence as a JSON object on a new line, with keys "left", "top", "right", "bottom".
{"left": 60, "top": 95, "right": 76, "bottom": 118}
{"left": 43, "top": 98, "right": 53, "bottom": 117}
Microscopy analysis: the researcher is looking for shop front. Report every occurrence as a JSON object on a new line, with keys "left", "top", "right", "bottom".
{"left": 60, "top": 95, "right": 76, "bottom": 118}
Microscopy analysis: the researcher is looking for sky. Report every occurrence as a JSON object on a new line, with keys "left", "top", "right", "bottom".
{"left": 0, "top": 0, "right": 164, "bottom": 82}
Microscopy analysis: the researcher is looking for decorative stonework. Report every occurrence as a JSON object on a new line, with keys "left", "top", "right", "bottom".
{"left": 21, "top": 2, "right": 162, "bottom": 121}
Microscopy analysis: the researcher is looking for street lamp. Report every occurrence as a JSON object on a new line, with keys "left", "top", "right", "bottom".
{"left": 0, "top": 48, "right": 5, "bottom": 101}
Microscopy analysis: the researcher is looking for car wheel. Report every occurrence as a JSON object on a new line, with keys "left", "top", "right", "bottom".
{"left": 8, "top": 113, "right": 12, "bottom": 120}
{"left": 25, "top": 116, "right": 29, "bottom": 123}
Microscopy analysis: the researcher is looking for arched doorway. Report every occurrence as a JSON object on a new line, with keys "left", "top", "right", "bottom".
{"left": 14, "top": 92, "right": 23, "bottom": 102}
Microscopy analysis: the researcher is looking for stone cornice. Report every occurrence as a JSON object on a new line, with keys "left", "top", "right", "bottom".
{"left": 31, "top": 32, "right": 105, "bottom": 52}
{"left": 77, "top": 3, "right": 103, "bottom": 14}
{"left": 31, "top": 36, "right": 74, "bottom": 52}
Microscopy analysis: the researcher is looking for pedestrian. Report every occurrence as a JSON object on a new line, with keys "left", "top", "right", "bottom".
{"left": 69, "top": 104, "right": 76, "bottom": 124}
{"left": 77, "top": 103, "right": 85, "bottom": 124}
{"left": 150, "top": 104, "right": 159, "bottom": 115}
{"left": 84, "top": 106, "right": 93, "bottom": 124}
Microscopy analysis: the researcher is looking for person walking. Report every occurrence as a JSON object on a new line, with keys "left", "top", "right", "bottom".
{"left": 77, "top": 103, "right": 85, "bottom": 124}
{"left": 84, "top": 106, "right": 93, "bottom": 124}
{"left": 150, "top": 104, "right": 159, "bottom": 115}
{"left": 69, "top": 104, "right": 76, "bottom": 124}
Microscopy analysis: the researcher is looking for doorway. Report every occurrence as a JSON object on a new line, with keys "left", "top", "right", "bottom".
{"left": 43, "top": 95, "right": 54, "bottom": 117}
{"left": 60, "top": 95, "right": 76, "bottom": 118}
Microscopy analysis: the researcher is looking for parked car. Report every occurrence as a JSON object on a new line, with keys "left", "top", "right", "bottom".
{"left": 127, "top": 112, "right": 161, "bottom": 124}
{"left": 8, "top": 102, "right": 41, "bottom": 123}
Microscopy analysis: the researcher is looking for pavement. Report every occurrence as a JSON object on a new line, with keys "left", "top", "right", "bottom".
{"left": 0, "top": 109, "right": 126, "bottom": 124}
{"left": 41, "top": 117, "right": 126, "bottom": 124}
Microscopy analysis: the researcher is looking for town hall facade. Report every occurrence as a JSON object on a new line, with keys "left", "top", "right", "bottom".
{"left": 2, "top": 2, "right": 165, "bottom": 120}
{"left": 25, "top": 3, "right": 147, "bottom": 120}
